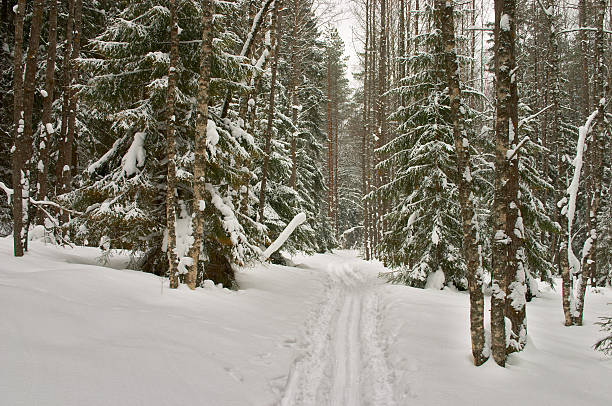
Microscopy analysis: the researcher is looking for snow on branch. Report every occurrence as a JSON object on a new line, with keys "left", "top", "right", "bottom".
{"left": 262, "top": 212, "right": 307, "bottom": 260}
{"left": 566, "top": 108, "right": 599, "bottom": 281}
{"left": 0, "top": 181, "right": 13, "bottom": 204}
{"left": 87, "top": 134, "right": 129, "bottom": 175}
{"left": 120, "top": 132, "right": 146, "bottom": 177}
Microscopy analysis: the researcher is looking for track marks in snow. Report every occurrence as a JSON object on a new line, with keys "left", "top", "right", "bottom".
{"left": 278, "top": 260, "right": 396, "bottom": 406}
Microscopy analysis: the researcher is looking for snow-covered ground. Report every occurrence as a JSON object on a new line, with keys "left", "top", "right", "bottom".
{"left": 1, "top": 238, "right": 610, "bottom": 405}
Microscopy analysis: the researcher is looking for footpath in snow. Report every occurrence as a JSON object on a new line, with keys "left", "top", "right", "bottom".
{"left": 1, "top": 238, "right": 611, "bottom": 405}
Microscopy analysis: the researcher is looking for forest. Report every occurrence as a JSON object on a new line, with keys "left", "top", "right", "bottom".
{"left": 0, "top": 0, "right": 611, "bottom": 404}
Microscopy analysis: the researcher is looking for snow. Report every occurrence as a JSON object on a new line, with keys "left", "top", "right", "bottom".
{"left": 431, "top": 225, "right": 440, "bottom": 245}
{"left": 121, "top": 132, "right": 146, "bottom": 176}
{"left": 262, "top": 212, "right": 307, "bottom": 259}
{"left": 206, "top": 120, "right": 220, "bottom": 157}
{"left": 1, "top": 242, "right": 611, "bottom": 405}
{"left": 87, "top": 135, "right": 127, "bottom": 175}
{"left": 0, "top": 181, "right": 13, "bottom": 204}
{"left": 500, "top": 14, "right": 511, "bottom": 31}
{"left": 566, "top": 109, "right": 598, "bottom": 278}
{"left": 463, "top": 166, "right": 472, "bottom": 182}
{"left": 425, "top": 269, "right": 445, "bottom": 290}
{"left": 45, "top": 122, "right": 55, "bottom": 134}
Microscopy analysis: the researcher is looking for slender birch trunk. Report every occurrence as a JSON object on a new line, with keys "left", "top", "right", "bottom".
{"left": 435, "top": 0, "right": 487, "bottom": 366}
{"left": 492, "top": 0, "right": 520, "bottom": 367}
{"left": 574, "top": 0, "right": 608, "bottom": 325}
{"left": 188, "top": 0, "right": 215, "bottom": 289}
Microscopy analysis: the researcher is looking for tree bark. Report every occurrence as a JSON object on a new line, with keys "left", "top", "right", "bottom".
{"left": 435, "top": 0, "right": 487, "bottom": 366}
{"left": 11, "top": 0, "right": 26, "bottom": 257}
{"left": 574, "top": 0, "right": 608, "bottom": 325}
{"left": 56, "top": 0, "right": 75, "bottom": 186}
{"left": 19, "top": 0, "right": 45, "bottom": 248}
{"left": 60, "top": 0, "right": 83, "bottom": 226}
{"left": 257, "top": 0, "right": 281, "bottom": 223}
{"left": 188, "top": 0, "right": 215, "bottom": 290}
{"left": 362, "top": 0, "right": 370, "bottom": 260}
{"left": 37, "top": 0, "right": 58, "bottom": 225}
{"left": 492, "top": 0, "right": 521, "bottom": 366}
{"left": 166, "top": 0, "right": 180, "bottom": 289}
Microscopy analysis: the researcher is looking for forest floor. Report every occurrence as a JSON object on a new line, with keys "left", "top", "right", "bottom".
{"left": 1, "top": 237, "right": 611, "bottom": 406}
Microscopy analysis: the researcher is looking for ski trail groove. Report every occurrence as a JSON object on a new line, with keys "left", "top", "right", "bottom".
{"left": 278, "top": 260, "right": 396, "bottom": 406}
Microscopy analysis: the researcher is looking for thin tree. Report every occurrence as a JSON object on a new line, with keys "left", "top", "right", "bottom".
{"left": 492, "top": 0, "right": 521, "bottom": 366}
{"left": 36, "top": 0, "right": 59, "bottom": 225}
{"left": 59, "top": 0, "right": 83, "bottom": 226}
{"left": 258, "top": 0, "right": 281, "bottom": 223}
{"left": 10, "top": 0, "right": 26, "bottom": 256}
{"left": 435, "top": 0, "right": 487, "bottom": 366}
{"left": 189, "top": 0, "right": 216, "bottom": 289}
{"left": 166, "top": 0, "right": 180, "bottom": 289}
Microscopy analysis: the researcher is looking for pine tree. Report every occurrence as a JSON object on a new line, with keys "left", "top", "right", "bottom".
{"left": 380, "top": 1, "right": 465, "bottom": 288}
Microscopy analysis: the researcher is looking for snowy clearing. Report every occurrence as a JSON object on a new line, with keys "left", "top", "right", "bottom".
{"left": 1, "top": 238, "right": 611, "bottom": 406}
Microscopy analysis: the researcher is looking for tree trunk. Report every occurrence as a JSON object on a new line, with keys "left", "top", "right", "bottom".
{"left": 60, "top": 0, "right": 83, "bottom": 226}
{"left": 36, "top": 0, "right": 58, "bottom": 225}
{"left": 11, "top": 0, "right": 26, "bottom": 257}
{"left": 257, "top": 0, "right": 281, "bottom": 223}
{"left": 166, "top": 0, "right": 180, "bottom": 289}
{"left": 288, "top": 6, "right": 300, "bottom": 191}
{"left": 362, "top": 0, "right": 370, "bottom": 260}
{"left": 19, "top": 0, "right": 45, "bottom": 248}
{"left": 435, "top": 0, "right": 487, "bottom": 366}
{"left": 574, "top": 0, "right": 608, "bottom": 325}
{"left": 56, "top": 0, "right": 75, "bottom": 186}
{"left": 327, "top": 52, "right": 334, "bottom": 220}
{"left": 188, "top": 0, "right": 215, "bottom": 290}
{"left": 492, "top": 0, "right": 521, "bottom": 367}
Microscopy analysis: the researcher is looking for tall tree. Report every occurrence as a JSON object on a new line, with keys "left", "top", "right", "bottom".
{"left": 166, "top": 0, "right": 180, "bottom": 289}
{"left": 492, "top": 0, "right": 525, "bottom": 366}
{"left": 10, "top": 0, "right": 26, "bottom": 256}
{"left": 189, "top": 0, "right": 216, "bottom": 289}
{"left": 435, "top": 0, "right": 487, "bottom": 366}
{"left": 59, "top": 0, "right": 83, "bottom": 225}
{"left": 36, "top": 0, "right": 59, "bottom": 225}
{"left": 257, "top": 0, "right": 281, "bottom": 223}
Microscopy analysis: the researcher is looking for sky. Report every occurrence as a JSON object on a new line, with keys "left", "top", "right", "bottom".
{"left": 328, "top": 0, "right": 361, "bottom": 88}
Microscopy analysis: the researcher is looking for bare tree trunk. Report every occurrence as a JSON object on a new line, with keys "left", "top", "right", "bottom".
{"left": 188, "top": 0, "right": 215, "bottom": 290}
{"left": 574, "top": 0, "right": 608, "bottom": 325}
{"left": 288, "top": 4, "right": 300, "bottom": 191}
{"left": 334, "top": 94, "right": 339, "bottom": 235}
{"left": 37, "top": 0, "right": 58, "bottom": 225}
{"left": 11, "top": 0, "right": 26, "bottom": 257}
{"left": 492, "top": 0, "right": 520, "bottom": 367}
{"left": 56, "top": 0, "right": 75, "bottom": 185}
{"left": 378, "top": 0, "right": 388, "bottom": 245}
{"left": 327, "top": 53, "right": 334, "bottom": 220}
{"left": 166, "top": 0, "right": 180, "bottom": 289}
{"left": 19, "top": 0, "right": 45, "bottom": 248}
{"left": 257, "top": 0, "right": 281, "bottom": 223}
{"left": 435, "top": 0, "right": 487, "bottom": 366}
{"left": 362, "top": 0, "right": 371, "bottom": 260}
{"left": 59, "top": 0, "right": 83, "bottom": 226}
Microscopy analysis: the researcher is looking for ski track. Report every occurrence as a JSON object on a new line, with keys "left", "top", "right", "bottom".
{"left": 278, "top": 260, "right": 396, "bottom": 406}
